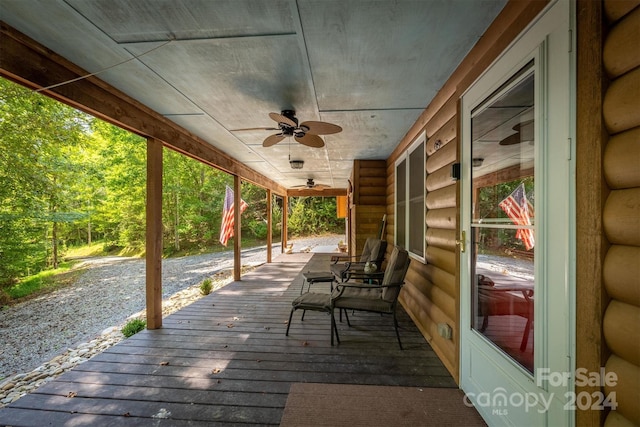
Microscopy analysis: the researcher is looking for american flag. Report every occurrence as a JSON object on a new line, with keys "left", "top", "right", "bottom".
{"left": 219, "top": 185, "right": 248, "bottom": 246}
{"left": 499, "top": 183, "right": 535, "bottom": 250}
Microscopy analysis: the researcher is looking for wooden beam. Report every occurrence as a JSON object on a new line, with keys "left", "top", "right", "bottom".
{"left": 282, "top": 195, "right": 289, "bottom": 251}
{"left": 472, "top": 165, "right": 534, "bottom": 189}
{"left": 267, "top": 189, "right": 272, "bottom": 263}
{"left": 145, "top": 138, "right": 163, "bottom": 329}
{"left": 576, "top": 0, "right": 607, "bottom": 425}
{"left": 233, "top": 176, "right": 242, "bottom": 281}
{"left": 286, "top": 188, "right": 347, "bottom": 197}
{"left": 0, "top": 21, "right": 287, "bottom": 196}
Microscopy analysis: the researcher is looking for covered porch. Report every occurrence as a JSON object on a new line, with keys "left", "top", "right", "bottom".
{"left": 0, "top": 252, "right": 484, "bottom": 425}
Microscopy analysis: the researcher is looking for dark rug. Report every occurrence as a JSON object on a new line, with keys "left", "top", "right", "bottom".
{"left": 280, "top": 383, "right": 487, "bottom": 426}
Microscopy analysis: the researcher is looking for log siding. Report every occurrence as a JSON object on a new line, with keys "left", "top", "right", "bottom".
{"left": 386, "top": 0, "right": 549, "bottom": 383}
{"left": 599, "top": 1, "right": 640, "bottom": 425}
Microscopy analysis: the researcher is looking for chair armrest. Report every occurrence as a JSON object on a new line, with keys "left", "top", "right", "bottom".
{"left": 332, "top": 255, "right": 361, "bottom": 264}
{"left": 344, "top": 270, "right": 384, "bottom": 284}
{"left": 342, "top": 261, "right": 370, "bottom": 270}
{"left": 331, "top": 281, "right": 403, "bottom": 299}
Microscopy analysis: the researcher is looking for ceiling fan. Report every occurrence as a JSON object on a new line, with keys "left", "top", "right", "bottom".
{"left": 292, "top": 178, "right": 330, "bottom": 190}
{"left": 234, "top": 110, "right": 342, "bottom": 148}
{"left": 499, "top": 120, "right": 534, "bottom": 146}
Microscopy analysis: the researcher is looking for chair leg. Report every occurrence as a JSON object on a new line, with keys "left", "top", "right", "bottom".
{"left": 480, "top": 315, "right": 489, "bottom": 332}
{"left": 286, "top": 308, "right": 295, "bottom": 336}
{"left": 520, "top": 317, "right": 532, "bottom": 352}
{"left": 393, "top": 311, "right": 403, "bottom": 350}
{"left": 301, "top": 309, "right": 306, "bottom": 321}
{"left": 332, "top": 311, "right": 340, "bottom": 344}
{"left": 343, "top": 309, "right": 351, "bottom": 327}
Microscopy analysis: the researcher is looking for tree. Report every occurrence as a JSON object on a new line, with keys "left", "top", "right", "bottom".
{"left": 0, "top": 78, "right": 91, "bottom": 280}
{"left": 88, "top": 120, "right": 147, "bottom": 250}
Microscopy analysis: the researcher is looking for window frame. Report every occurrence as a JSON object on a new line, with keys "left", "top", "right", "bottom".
{"left": 394, "top": 131, "right": 426, "bottom": 262}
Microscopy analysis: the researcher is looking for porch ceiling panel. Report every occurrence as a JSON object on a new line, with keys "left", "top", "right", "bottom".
{"left": 0, "top": 0, "right": 508, "bottom": 190}
{"left": 298, "top": 0, "right": 507, "bottom": 111}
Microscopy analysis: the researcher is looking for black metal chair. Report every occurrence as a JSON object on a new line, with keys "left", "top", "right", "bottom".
{"left": 330, "top": 237, "right": 387, "bottom": 282}
{"left": 330, "top": 246, "right": 411, "bottom": 349}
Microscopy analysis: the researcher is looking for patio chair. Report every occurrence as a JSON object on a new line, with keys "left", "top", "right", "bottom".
{"left": 330, "top": 246, "right": 411, "bottom": 349}
{"left": 476, "top": 274, "right": 534, "bottom": 351}
{"left": 330, "top": 237, "right": 387, "bottom": 282}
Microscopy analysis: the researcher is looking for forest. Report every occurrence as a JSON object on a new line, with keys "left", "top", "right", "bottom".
{"left": 0, "top": 78, "right": 344, "bottom": 291}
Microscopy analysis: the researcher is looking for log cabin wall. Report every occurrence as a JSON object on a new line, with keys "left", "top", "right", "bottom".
{"left": 599, "top": 1, "right": 640, "bottom": 425}
{"left": 385, "top": 0, "right": 549, "bottom": 382}
{"left": 348, "top": 160, "right": 387, "bottom": 256}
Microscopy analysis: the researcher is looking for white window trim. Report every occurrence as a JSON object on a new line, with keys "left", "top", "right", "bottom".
{"left": 395, "top": 131, "right": 426, "bottom": 262}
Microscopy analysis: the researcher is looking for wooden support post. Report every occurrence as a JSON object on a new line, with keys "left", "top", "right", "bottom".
{"left": 266, "top": 189, "right": 272, "bottom": 263}
{"left": 576, "top": 0, "right": 606, "bottom": 425}
{"left": 146, "top": 138, "right": 163, "bottom": 329}
{"left": 233, "top": 175, "right": 242, "bottom": 281}
{"left": 282, "top": 195, "right": 288, "bottom": 252}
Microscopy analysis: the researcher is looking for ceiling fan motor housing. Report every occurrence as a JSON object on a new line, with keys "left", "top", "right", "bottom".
{"left": 262, "top": 110, "right": 340, "bottom": 148}
{"left": 279, "top": 110, "right": 298, "bottom": 134}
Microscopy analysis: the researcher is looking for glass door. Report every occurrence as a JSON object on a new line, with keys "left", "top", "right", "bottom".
{"left": 459, "top": 2, "right": 575, "bottom": 426}
{"left": 470, "top": 66, "right": 535, "bottom": 373}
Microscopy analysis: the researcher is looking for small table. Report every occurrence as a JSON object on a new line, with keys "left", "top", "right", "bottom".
{"left": 301, "top": 271, "right": 335, "bottom": 295}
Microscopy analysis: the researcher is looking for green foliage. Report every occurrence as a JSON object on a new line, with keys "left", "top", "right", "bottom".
{"left": 121, "top": 318, "right": 146, "bottom": 337}
{"left": 199, "top": 278, "right": 213, "bottom": 295}
{"left": 1, "top": 78, "right": 92, "bottom": 283}
{"left": 246, "top": 220, "right": 268, "bottom": 239}
{"left": 6, "top": 262, "right": 78, "bottom": 300}
{"left": 287, "top": 197, "right": 345, "bottom": 236}
{"left": 0, "top": 76, "right": 345, "bottom": 291}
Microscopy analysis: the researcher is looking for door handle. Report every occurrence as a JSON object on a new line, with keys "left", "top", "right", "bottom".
{"left": 456, "top": 230, "right": 466, "bottom": 253}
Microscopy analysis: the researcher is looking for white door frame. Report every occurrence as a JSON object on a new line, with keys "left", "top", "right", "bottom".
{"left": 459, "top": 1, "right": 576, "bottom": 426}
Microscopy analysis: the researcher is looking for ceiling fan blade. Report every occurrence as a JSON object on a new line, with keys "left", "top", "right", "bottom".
{"left": 269, "top": 112, "right": 296, "bottom": 127}
{"left": 263, "top": 133, "right": 286, "bottom": 147}
{"left": 499, "top": 133, "right": 521, "bottom": 146}
{"left": 300, "top": 121, "right": 342, "bottom": 135}
{"left": 295, "top": 133, "right": 325, "bottom": 148}
{"left": 231, "top": 126, "right": 279, "bottom": 132}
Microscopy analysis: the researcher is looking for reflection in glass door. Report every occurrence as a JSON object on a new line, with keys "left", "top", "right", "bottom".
{"left": 470, "top": 65, "right": 535, "bottom": 373}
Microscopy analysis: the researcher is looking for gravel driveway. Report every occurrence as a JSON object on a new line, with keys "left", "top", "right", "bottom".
{"left": 0, "top": 235, "right": 343, "bottom": 379}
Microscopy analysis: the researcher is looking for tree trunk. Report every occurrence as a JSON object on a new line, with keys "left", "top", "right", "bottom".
{"left": 52, "top": 221, "right": 58, "bottom": 269}
{"left": 174, "top": 191, "right": 180, "bottom": 252}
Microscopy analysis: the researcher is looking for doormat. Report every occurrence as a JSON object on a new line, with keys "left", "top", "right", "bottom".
{"left": 280, "top": 383, "right": 487, "bottom": 426}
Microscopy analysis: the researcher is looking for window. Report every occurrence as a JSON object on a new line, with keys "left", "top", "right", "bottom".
{"left": 395, "top": 133, "right": 425, "bottom": 260}
{"left": 470, "top": 65, "right": 535, "bottom": 373}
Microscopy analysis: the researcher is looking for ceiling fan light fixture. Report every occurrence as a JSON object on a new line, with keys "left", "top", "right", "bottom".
{"left": 289, "top": 159, "right": 304, "bottom": 169}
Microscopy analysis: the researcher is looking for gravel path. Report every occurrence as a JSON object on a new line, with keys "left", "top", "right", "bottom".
{"left": 0, "top": 235, "right": 343, "bottom": 380}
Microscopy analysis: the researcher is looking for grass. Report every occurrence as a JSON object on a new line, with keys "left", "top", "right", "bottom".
{"left": 7, "top": 262, "right": 84, "bottom": 301}
{"left": 199, "top": 278, "right": 213, "bottom": 295}
{"left": 64, "top": 242, "right": 107, "bottom": 258}
{"left": 121, "top": 318, "right": 146, "bottom": 337}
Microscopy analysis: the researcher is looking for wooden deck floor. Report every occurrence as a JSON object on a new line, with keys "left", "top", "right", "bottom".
{"left": 0, "top": 253, "right": 458, "bottom": 426}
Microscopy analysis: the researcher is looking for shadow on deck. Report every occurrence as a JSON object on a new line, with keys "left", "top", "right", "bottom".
{"left": 0, "top": 253, "right": 459, "bottom": 426}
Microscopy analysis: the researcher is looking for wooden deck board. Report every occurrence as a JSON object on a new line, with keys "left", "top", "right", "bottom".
{"left": 0, "top": 253, "right": 457, "bottom": 426}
